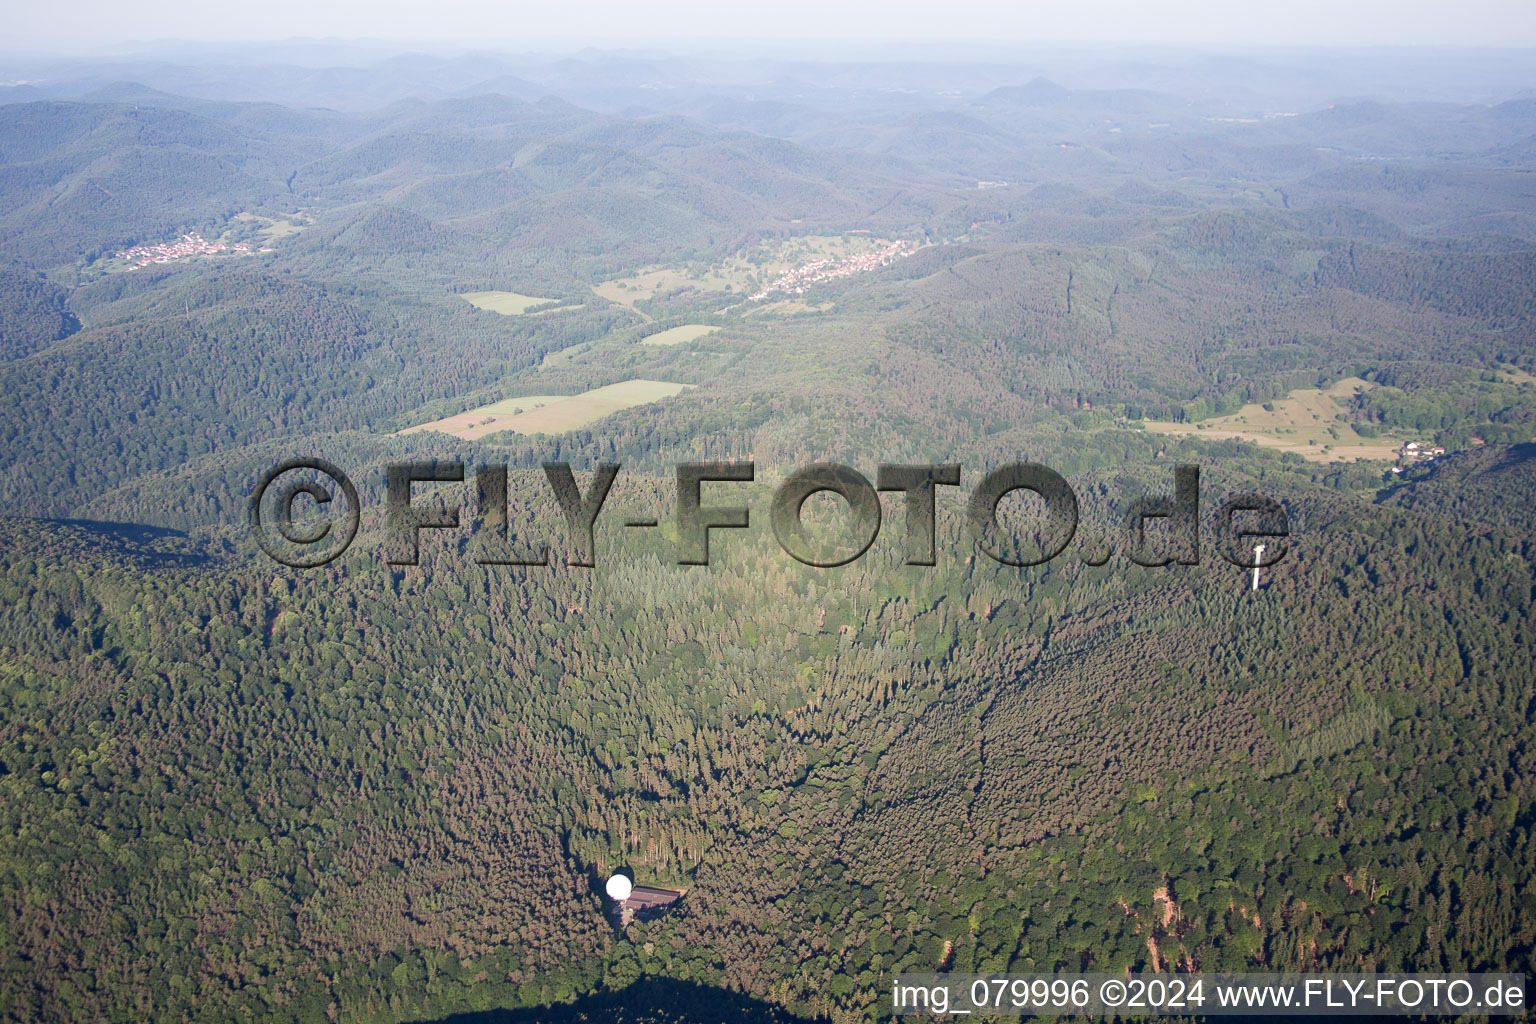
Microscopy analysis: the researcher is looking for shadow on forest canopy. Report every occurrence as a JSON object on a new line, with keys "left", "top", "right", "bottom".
{"left": 409, "top": 977, "right": 829, "bottom": 1024}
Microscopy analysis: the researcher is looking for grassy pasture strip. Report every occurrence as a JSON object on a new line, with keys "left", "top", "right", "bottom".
{"left": 1142, "top": 377, "right": 1402, "bottom": 463}
{"left": 641, "top": 325, "right": 720, "bottom": 347}
{"left": 460, "top": 291, "right": 558, "bottom": 315}
{"left": 399, "top": 380, "right": 693, "bottom": 440}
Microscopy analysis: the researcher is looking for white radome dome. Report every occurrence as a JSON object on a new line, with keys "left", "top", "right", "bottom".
{"left": 605, "top": 874, "right": 633, "bottom": 901}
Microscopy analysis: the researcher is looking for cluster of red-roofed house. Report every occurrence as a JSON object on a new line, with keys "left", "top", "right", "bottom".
{"left": 1390, "top": 439, "right": 1449, "bottom": 473}
{"left": 115, "top": 232, "right": 264, "bottom": 269}
{"left": 1400, "top": 440, "right": 1446, "bottom": 462}
{"left": 749, "top": 239, "right": 914, "bottom": 301}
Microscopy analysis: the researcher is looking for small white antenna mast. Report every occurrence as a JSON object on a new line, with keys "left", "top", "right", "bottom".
{"left": 1251, "top": 543, "right": 1266, "bottom": 592}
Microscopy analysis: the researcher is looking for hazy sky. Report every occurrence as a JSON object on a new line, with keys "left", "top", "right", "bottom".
{"left": 9, "top": 0, "right": 1536, "bottom": 52}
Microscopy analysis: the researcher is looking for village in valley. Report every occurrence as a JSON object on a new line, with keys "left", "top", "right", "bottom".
{"left": 593, "top": 233, "right": 921, "bottom": 313}
{"left": 114, "top": 231, "right": 271, "bottom": 269}
{"left": 747, "top": 239, "right": 915, "bottom": 300}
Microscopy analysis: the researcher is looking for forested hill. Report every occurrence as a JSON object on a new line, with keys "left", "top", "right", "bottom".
{"left": 0, "top": 47, "right": 1534, "bottom": 1024}
{"left": 0, "top": 458, "right": 1532, "bottom": 1021}
{"left": 1379, "top": 441, "right": 1536, "bottom": 530}
{"left": 0, "top": 268, "right": 77, "bottom": 360}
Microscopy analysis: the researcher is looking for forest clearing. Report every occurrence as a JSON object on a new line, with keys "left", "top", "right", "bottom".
{"left": 399, "top": 379, "right": 694, "bottom": 439}
{"left": 1143, "top": 378, "right": 1403, "bottom": 462}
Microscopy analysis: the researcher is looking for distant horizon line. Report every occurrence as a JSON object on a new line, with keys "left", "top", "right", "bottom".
{"left": 7, "top": 37, "right": 1536, "bottom": 63}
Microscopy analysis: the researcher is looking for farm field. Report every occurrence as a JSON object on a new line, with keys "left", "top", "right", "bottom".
{"left": 1142, "top": 377, "right": 1403, "bottom": 462}
{"left": 748, "top": 299, "right": 833, "bottom": 317}
{"left": 642, "top": 325, "right": 719, "bottom": 346}
{"left": 593, "top": 265, "right": 747, "bottom": 307}
{"left": 461, "top": 290, "right": 558, "bottom": 315}
{"left": 231, "top": 211, "right": 309, "bottom": 241}
{"left": 399, "top": 379, "right": 693, "bottom": 440}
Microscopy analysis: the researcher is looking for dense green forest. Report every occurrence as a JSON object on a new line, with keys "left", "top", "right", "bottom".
{"left": 0, "top": 45, "right": 1533, "bottom": 1023}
